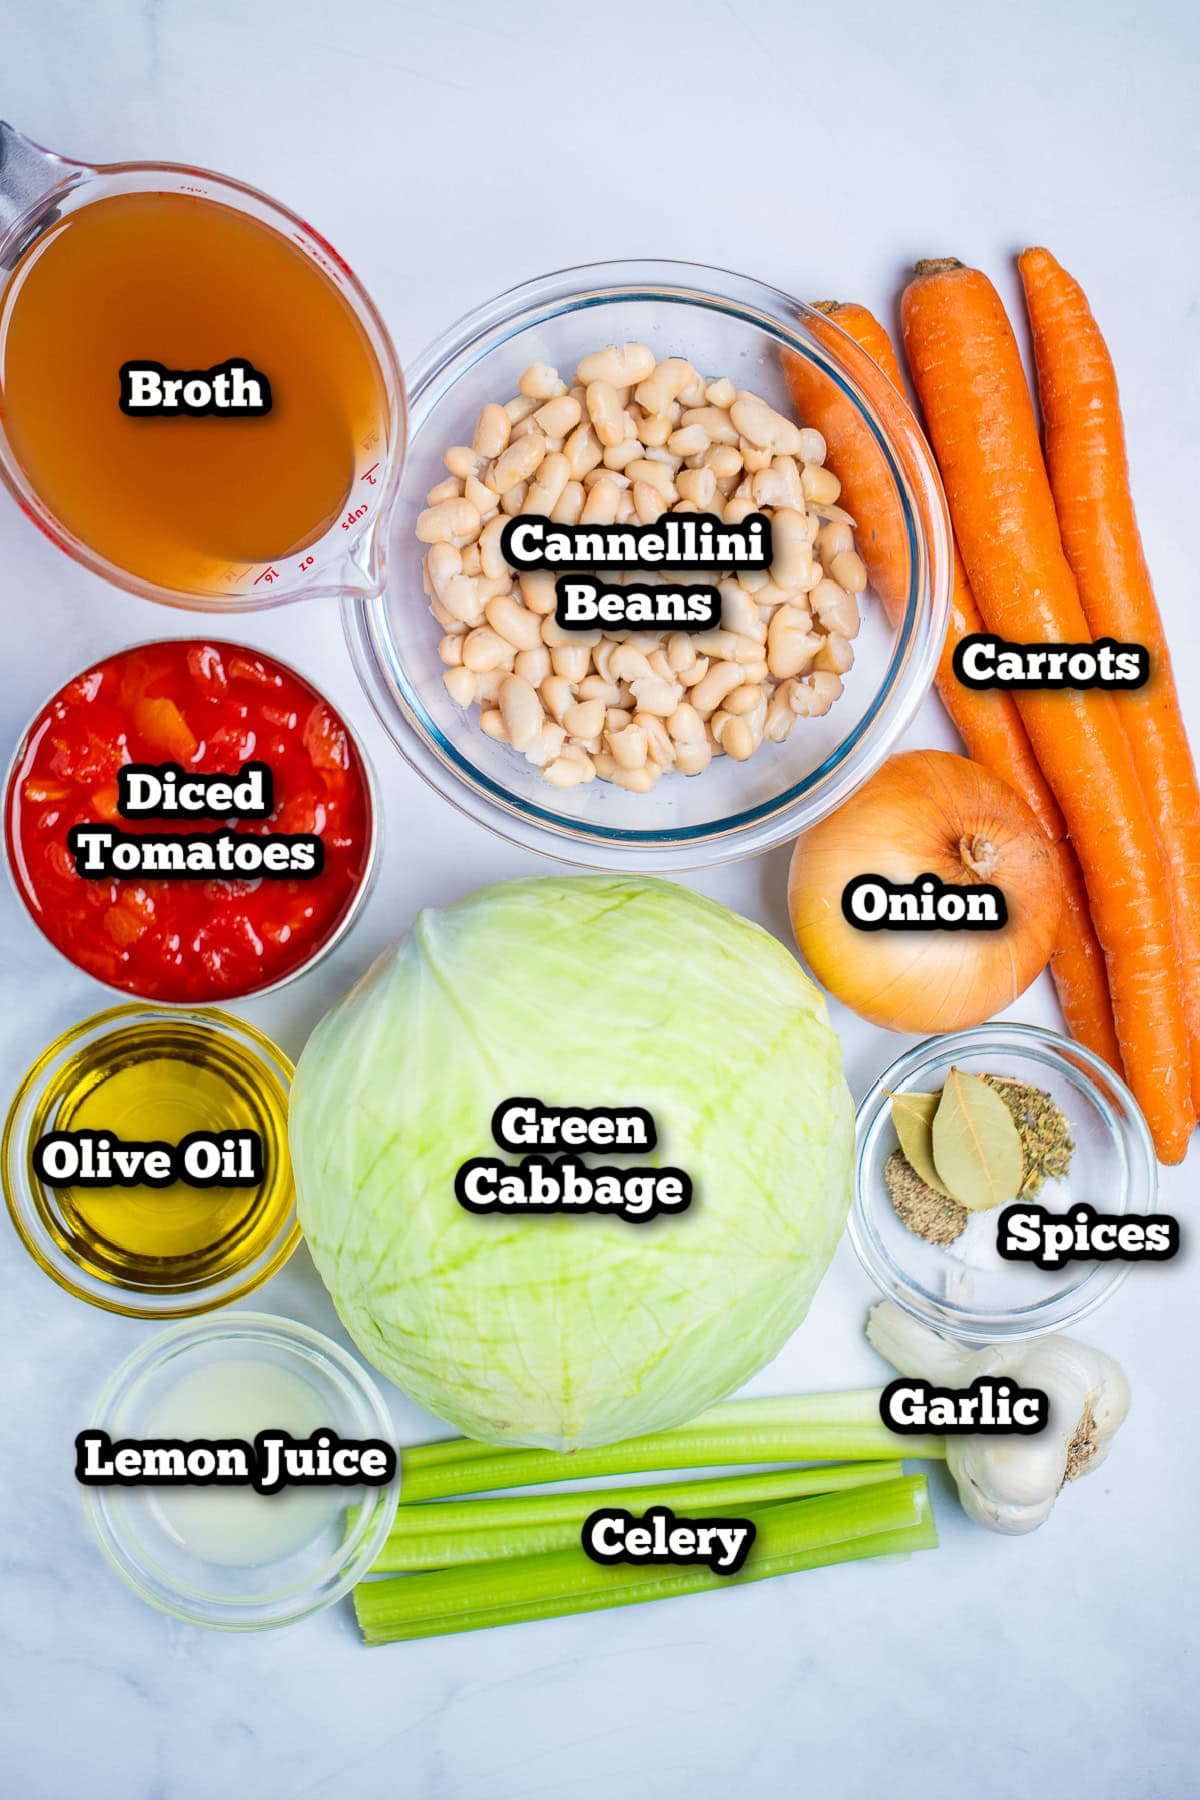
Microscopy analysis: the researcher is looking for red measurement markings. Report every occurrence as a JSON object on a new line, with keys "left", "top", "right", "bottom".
{"left": 253, "top": 566, "right": 280, "bottom": 586}
{"left": 361, "top": 463, "right": 380, "bottom": 486}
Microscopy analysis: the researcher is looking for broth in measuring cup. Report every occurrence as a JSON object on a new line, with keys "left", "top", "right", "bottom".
{"left": 0, "top": 191, "right": 389, "bottom": 596}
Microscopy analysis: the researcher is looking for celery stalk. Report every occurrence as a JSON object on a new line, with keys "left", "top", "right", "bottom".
{"left": 356, "top": 1475, "right": 935, "bottom": 1645}
{"left": 399, "top": 1389, "right": 894, "bottom": 1479}
{"left": 401, "top": 1420, "right": 943, "bottom": 1504}
{"left": 375, "top": 1460, "right": 904, "bottom": 1571}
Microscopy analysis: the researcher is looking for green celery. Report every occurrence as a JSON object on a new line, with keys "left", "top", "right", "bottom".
{"left": 355, "top": 1474, "right": 936, "bottom": 1645}
{"left": 375, "top": 1460, "right": 904, "bottom": 1571}
{"left": 401, "top": 1419, "right": 943, "bottom": 1504}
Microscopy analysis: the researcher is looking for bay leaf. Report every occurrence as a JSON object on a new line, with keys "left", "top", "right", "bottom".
{"left": 888, "top": 1091, "right": 951, "bottom": 1196}
{"left": 931, "top": 1066, "right": 1024, "bottom": 1211}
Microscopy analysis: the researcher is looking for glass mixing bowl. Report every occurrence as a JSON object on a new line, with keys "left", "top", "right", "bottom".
{"left": 345, "top": 260, "right": 952, "bottom": 870}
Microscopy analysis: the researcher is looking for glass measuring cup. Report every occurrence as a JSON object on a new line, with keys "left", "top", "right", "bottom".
{"left": 0, "top": 122, "right": 406, "bottom": 612}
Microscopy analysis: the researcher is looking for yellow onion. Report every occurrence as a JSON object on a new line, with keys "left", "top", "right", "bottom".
{"left": 787, "top": 750, "right": 1062, "bottom": 1033}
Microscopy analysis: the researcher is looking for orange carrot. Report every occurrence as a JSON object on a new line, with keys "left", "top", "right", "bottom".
{"left": 805, "top": 299, "right": 1122, "bottom": 1072}
{"left": 902, "top": 258, "right": 1192, "bottom": 1161}
{"left": 1018, "top": 246, "right": 1200, "bottom": 1110}
{"left": 781, "top": 305, "right": 912, "bottom": 617}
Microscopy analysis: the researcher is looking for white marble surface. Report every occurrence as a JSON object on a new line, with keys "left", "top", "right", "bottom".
{"left": 3, "top": 2, "right": 1198, "bottom": 1795}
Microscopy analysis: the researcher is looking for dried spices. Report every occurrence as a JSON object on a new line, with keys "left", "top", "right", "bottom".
{"left": 885, "top": 1070, "right": 1074, "bottom": 1245}
{"left": 883, "top": 1149, "right": 968, "bottom": 1245}
{"left": 930, "top": 1067, "right": 1024, "bottom": 1212}
{"left": 888, "top": 1091, "right": 950, "bottom": 1195}
{"left": 982, "top": 1075, "right": 1074, "bottom": 1196}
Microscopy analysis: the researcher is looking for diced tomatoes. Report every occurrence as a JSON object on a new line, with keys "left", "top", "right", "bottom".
{"left": 6, "top": 640, "right": 370, "bottom": 1002}
{"left": 186, "top": 643, "right": 230, "bottom": 699}
{"left": 302, "top": 703, "right": 351, "bottom": 772}
{"left": 132, "top": 698, "right": 199, "bottom": 763}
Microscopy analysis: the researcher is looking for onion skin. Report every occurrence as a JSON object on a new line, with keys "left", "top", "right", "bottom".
{"left": 787, "top": 750, "right": 1063, "bottom": 1033}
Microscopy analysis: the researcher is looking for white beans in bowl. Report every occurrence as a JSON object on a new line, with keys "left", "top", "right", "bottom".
{"left": 420, "top": 345, "right": 866, "bottom": 792}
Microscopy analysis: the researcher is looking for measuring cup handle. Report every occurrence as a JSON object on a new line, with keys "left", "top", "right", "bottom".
{"left": 0, "top": 123, "right": 73, "bottom": 266}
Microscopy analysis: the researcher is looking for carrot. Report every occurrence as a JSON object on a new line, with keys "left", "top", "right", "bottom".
{"left": 781, "top": 305, "right": 912, "bottom": 617}
{"left": 902, "top": 258, "right": 1192, "bottom": 1161}
{"left": 804, "top": 299, "right": 1122, "bottom": 1073}
{"left": 1018, "top": 246, "right": 1200, "bottom": 1111}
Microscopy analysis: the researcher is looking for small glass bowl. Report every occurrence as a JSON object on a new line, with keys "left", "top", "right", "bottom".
{"left": 345, "top": 259, "right": 951, "bottom": 870}
{"left": 81, "top": 1313, "right": 400, "bottom": 1630}
{"left": 849, "top": 1022, "right": 1157, "bottom": 1342}
{"left": 3, "top": 1005, "right": 299, "bottom": 1317}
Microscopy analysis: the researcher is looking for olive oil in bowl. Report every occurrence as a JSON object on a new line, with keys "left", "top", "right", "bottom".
{"left": 4, "top": 1006, "right": 298, "bottom": 1315}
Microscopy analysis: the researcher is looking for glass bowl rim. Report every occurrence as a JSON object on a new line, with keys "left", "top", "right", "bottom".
{"left": 344, "top": 256, "right": 952, "bottom": 871}
{"left": 80, "top": 1310, "right": 400, "bottom": 1630}
{"left": 849, "top": 1020, "right": 1158, "bottom": 1343}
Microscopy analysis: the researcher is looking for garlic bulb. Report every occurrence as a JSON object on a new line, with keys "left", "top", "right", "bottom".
{"left": 866, "top": 1300, "right": 1130, "bottom": 1534}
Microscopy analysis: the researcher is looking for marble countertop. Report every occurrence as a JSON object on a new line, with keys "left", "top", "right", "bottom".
{"left": 3, "top": 2, "right": 1197, "bottom": 1795}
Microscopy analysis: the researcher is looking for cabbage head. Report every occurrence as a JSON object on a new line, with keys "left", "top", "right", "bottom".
{"left": 290, "top": 875, "right": 853, "bottom": 1450}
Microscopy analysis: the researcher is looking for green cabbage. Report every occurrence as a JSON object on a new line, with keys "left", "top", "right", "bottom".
{"left": 290, "top": 876, "right": 853, "bottom": 1450}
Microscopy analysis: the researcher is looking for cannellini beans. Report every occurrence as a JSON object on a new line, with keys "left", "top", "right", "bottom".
{"left": 540, "top": 675, "right": 574, "bottom": 722}
{"left": 681, "top": 405, "right": 738, "bottom": 445}
{"left": 576, "top": 342, "right": 657, "bottom": 386}
{"left": 443, "top": 665, "right": 476, "bottom": 706}
{"left": 816, "top": 519, "right": 854, "bottom": 563}
{"left": 633, "top": 480, "right": 667, "bottom": 524}
{"left": 563, "top": 698, "right": 605, "bottom": 740}
{"left": 636, "top": 412, "right": 674, "bottom": 448}
{"left": 586, "top": 381, "right": 628, "bottom": 448}
{"left": 417, "top": 496, "right": 481, "bottom": 545}
{"left": 676, "top": 465, "right": 717, "bottom": 508}
{"left": 552, "top": 480, "right": 585, "bottom": 525}
{"left": 486, "top": 593, "right": 543, "bottom": 651}
{"left": 551, "top": 643, "right": 591, "bottom": 681}
{"left": 498, "top": 674, "right": 544, "bottom": 753}
{"left": 473, "top": 404, "right": 510, "bottom": 459}
{"left": 580, "top": 476, "right": 621, "bottom": 525}
{"left": 514, "top": 645, "right": 551, "bottom": 687}
{"left": 519, "top": 570, "right": 558, "bottom": 614}
{"left": 445, "top": 444, "right": 487, "bottom": 481}
{"left": 523, "top": 451, "right": 570, "bottom": 517}
{"left": 490, "top": 433, "right": 547, "bottom": 494}
{"left": 801, "top": 463, "right": 842, "bottom": 506}
{"left": 815, "top": 632, "right": 855, "bottom": 675}
{"left": 635, "top": 358, "right": 697, "bottom": 415}
{"left": 691, "top": 659, "right": 745, "bottom": 714}
{"left": 424, "top": 355, "right": 869, "bottom": 793}
{"left": 811, "top": 576, "right": 860, "bottom": 639}
{"left": 462, "top": 627, "right": 516, "bottom": 673}
{"left": 731, "top": 392, "right": 805, "bottom": 456}
{"left": 629, "top": 677, "right": 681, "bottom": 717}
{"left": 675, "top": 739, "right": 713, "bottom": 776}
{"left": 830, "top": 549, "right": 868, "bottom": 594}
{"left": 534, "top": 395, "right": 582, "bottom": 438}
{"left": 790, "top": 671, "right": 844, "bottom": 715}
{"left": 519, "top": 362, "right": 566, "bottom": 399}
{"left": 609, "top": 763, "right": 657, "bottom": 793}
{"left": 607, "top": 723, "right": 648, "bottom": 770}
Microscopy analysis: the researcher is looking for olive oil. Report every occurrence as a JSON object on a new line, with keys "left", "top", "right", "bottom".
{"left": 7, "top": 1009, "right": 296, "bottom": 1312}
